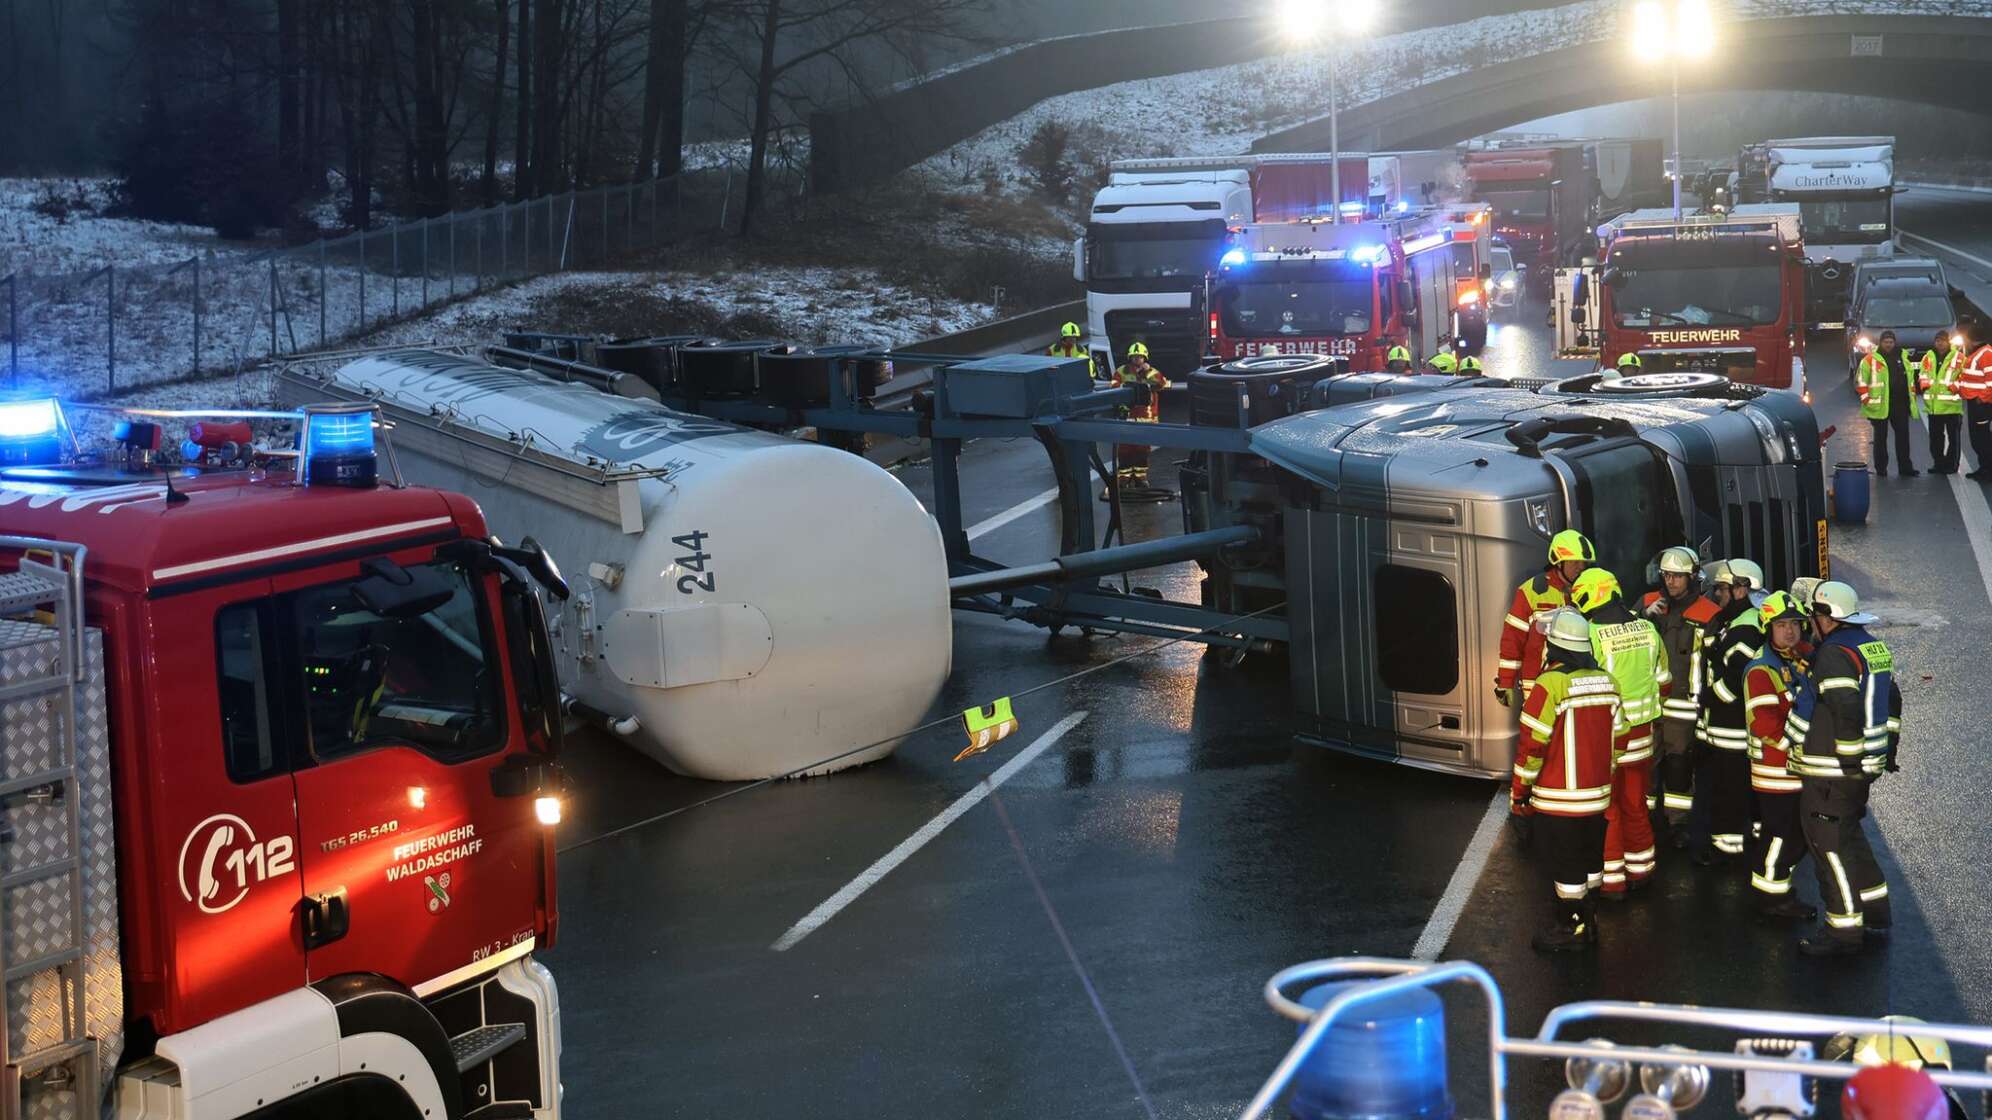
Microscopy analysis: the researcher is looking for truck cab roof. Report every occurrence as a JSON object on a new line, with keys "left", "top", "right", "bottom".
{"left": 0, "top": 468, "right": 477, "bottom": 595}
{"left": 1090, "top": 177, "right": 1249, "bottom": 225}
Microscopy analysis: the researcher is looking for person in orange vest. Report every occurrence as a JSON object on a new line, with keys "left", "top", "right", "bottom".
{"left": 1744, "top": 591, "right": 1815, "bottom": 920}
{"left": 1513, "top": 606, "right": 1623, "bottom": 952}
{"left": 1110, "top": 342, "right": 1169, "bottom": 488}
{"left": 1495, "top": 529, "right": 1594, "bottom": 709}
{"left": 1962, "top": 330, "right": 1992, "bottom": 479}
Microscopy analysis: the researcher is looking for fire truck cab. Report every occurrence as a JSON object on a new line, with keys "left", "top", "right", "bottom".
{"left": 1210, "top": 213, "right": 1462, "bottom": 371}
{"left": 1573, "top": 205, "right": 1809, "bottom": 396}
{"left": 0, "top": 399, "right": 566, "bottom": 1119}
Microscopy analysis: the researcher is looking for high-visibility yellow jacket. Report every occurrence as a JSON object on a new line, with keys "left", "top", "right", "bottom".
{"left": 1856, "top": 351, "right": 1922, "bottom": 420}
{"left": 1919, "top": 346, "right": 1966, "bottom": 416}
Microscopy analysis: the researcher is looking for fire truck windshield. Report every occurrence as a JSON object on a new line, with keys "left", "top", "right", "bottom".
{"left": 1088, "top": 225, "right": 1223, "bottom": 281}
{"left": 1610, "top": 254, "right": 1783, "bottom": 329}
{"left": 1220, "top": 277, "right": 1374, "bottom": 337}
{"left": 1794, "top": 197, "right": 1891, "bottom": 243}
{"left": 1474, "top": 188, "right": 1549, "bottom": 221}
{"left": 293, "top": 560, "right": 503, "bottom": 760}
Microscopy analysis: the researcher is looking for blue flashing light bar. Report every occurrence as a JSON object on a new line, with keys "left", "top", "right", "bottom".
{"left": 1350, "top": 244, "right": 1386, "bottom": 265}
{"left": 1394, "top": 199, "right": 1411, "bottom": 213}
{"left": 299, "top": 404, "right": 378, "bottom": 488}
{"left": 1221, "top": 248, "right": 1248, "bottom": 268}
{"left": 0, "top": 398, "right": 66, "bottom": 467}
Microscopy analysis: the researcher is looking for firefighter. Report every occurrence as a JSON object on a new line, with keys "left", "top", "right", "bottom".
{"left": 1572, "top": 568, "right": 1669, "bottom": 898}
{"left": 1640, "top": 546, "right": 1717, "bottom": 845}
{"left": 1957, "top": 330, "right": 1992, "bottom": 479}
{"left": 1693, "top": 558, "right": 1764, "bottom": 867}
{"left": 1458, "top": 355, "right": 1483, "bottom": 374}
{"left": 1110, "top": 342, "right": 1169, "bottom": 489}
{"left": 1513, "top": 606, "right": 1622, "bottom": 952}
{"left": 1386, "top": 345, "right": 1414, "bottom": 374}
{"left": 1920, "top": 330, "right": 1966, "bottom": 475}
{"left": 1495, "top": 529, "right": 1594, "bottom": 710}
{"left": 1426, "top": 350, "right": 1459, "bottom": 375}
{"left": 1049, "top": 321, "right": 1094, "bottom": 375}
{"left": 1789, "top": 581, "right": 1900, "bottom": 955}
{"left": 1609, "top": 353, "right": 1643, "bottom": 379}
{"left": 1744, "top": 591, "right": 1814, "bottom": 920}
{"left": 1856, "top": 330, "right": 1922, "bottom": 477}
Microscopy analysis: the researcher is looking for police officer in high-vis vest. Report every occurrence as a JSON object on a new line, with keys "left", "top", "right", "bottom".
{"left": 1856, "top": 330, "right": 1923, "bottom": 476}
{"left": 1572, "top": 568, "right": 1669, "bottom": 898}
{"left": 1496, "top": 530, "right": 1594, "bottom": 709}
{"left": 1920, "top": 330, "right": 1967, "bottom": 475}
{"left": 1744, "top": 592, "right": 1813, "bottom": 920}
{"left": 1787, "top": 581, "right": 1901, "bottom": 956}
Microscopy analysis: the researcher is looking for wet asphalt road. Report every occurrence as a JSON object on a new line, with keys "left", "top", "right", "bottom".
{"left": 540, "top": 206, "right": 1992, "bottom": 1118}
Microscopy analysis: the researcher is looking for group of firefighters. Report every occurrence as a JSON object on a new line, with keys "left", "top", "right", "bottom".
{"left": 1498, "top": 531, "right": 1900, "bottom": 956}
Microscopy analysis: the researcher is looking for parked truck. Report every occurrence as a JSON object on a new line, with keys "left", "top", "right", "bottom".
{"left": 1741, "top": 136, "right": 1897, "bottom": 328}
{"left": 0, "top": 397, "right": 567, "bottom": 1119}
{"left": 1463, "top": 145, "right": 1594, "bottom": 293}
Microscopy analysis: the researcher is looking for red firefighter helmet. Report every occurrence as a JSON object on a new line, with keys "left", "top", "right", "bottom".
{"left": 1843, "top": 1064, "right": 1947, "bottom": 1120}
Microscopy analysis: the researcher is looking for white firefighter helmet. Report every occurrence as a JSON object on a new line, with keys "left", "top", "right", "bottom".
{"left": 1545, "top": 607, "right": 1594, "bottom": 654}
{"left": 1725, "top": 558, "right": 1765, "bottom": 590}
{"left": 1657, "top": 546, "right": 1699, "bottom": 576}
{"left": 1813, "top": 580, "right": 1878, "bottom": 625}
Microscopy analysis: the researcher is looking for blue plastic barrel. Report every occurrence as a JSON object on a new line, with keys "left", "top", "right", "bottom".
{"left": 1833, "top": 461, "right": 1871, "bottom": 524}
{"left": 1290, "top": 981, "right": 1453, "bottom": 1120}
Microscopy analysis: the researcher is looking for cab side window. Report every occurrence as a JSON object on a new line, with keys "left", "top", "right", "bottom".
{"left": 288, "top": 561, "right": 503, "bottom": 764}
{"left": 216, "top": 602, "right": 282, "bottom": 783}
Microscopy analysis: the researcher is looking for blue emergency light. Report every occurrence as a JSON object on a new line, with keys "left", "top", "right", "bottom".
{"left": 1222, "top": 248, "right": 1249, "bottom": 268}
{"left": 0, "top": 398, "right": 67, "bottom": 467}
{"left": 1350, "top": 244, "right": 1386, "bottom": 265}
{"left": 299, "top": 403, "right": 378, "bottom": 488}
{"left": 1289, "top": 981, "right": 1453, "bottom": 1120}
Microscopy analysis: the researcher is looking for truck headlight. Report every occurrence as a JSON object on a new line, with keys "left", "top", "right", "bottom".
{"left": 535, "top": 796, "right": 563, "bottom": 826}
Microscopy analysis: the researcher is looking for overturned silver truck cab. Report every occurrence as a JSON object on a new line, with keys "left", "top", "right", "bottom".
{"left": 1185, "top": 372, "right": 1825, "bottom": 779}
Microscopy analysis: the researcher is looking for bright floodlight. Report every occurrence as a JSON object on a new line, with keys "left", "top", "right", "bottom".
{"left": 1277, "top": 0, "right": 1374, "bottom": 42}
{"left": 1631, "top": 0, "right": 1714, "bottom": 60}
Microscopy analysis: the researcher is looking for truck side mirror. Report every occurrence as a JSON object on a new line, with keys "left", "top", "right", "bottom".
{"left": 492, "top": 535, "right": 570, "bottom": 601}
{"left": 1072, "top": 236, "right": 1086, "bottom": 283}
{"left": 1479, "top": 263, "right": 1493, "bottom": 281}
{"left": 499, "top": 577, "right": 565, "bottom": 754}
{"left": 1399, "top": 280, "right": 1417, "bottom": 325}
{"left": 1602, "top": 268, "right": 1627, "bottom": 290}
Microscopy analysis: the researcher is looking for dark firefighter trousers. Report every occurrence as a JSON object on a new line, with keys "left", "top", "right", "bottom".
{"left": 1697, "top": 746, "right": 1752, "bottom": 856}
{"left": 1800, "top": 777, "right": 1890, "bottom": 944}
{"left": 1750, "top": 790, "right": 1806, "bottom": 898}
{"left": 1536, "top": 812, "right": 1606, "bottom": 928}
{"left": 1657, "top": 716, "right": 1696, "bottom": 827}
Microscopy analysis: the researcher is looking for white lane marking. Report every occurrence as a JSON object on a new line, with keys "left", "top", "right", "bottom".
{"left": 965, "top": 485, "right": 1062, "bottom": 541}
{"left": 770, "top": 711, "right": 1089, "bottom": 952}
{"left": 1899, "top": 230, "right": 1992, "bottom": 274}
{"left": 1947, "top": 473, "right": 1992, "bottom": 612}
{"left": 1411, "top": 788, "right": 1511, "bottom": 961}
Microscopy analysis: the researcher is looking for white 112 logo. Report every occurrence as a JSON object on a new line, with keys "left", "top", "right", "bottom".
{"left": 177, "top": 814, "right": 297, "bottom": 915}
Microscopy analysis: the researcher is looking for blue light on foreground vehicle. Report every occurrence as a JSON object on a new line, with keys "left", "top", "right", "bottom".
{"left": 1350, "top": 244, "right": 1386, "bottom": 265}
{"left": 1290, "top": 981, "right": 1453, "bottom": 1120}
{"left": 300, "top": 404, "right": 378, "bottom": 488}
{"left": 0, "top": 398, "right": 66, "bottom": 466}
{"left": 1222, "top": 248, "right": 1248, "bottom": 268}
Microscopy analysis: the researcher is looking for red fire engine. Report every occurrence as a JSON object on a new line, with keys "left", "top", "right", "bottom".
{"left": 1589, "top": 204, "right": 1809, "bottom": 395}
{"left": 1464, "top": 146, "right": 1593, "bottom": 294}
{"left": 0, "top": 398, "right": 566, "bottom": 1118}
{"left": 1208, "top": 212, "right": 1462, "bottom": 371}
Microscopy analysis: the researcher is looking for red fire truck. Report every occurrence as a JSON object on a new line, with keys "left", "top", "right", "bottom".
{"left": 1208, "top": 212, "right": 1462, "bottom": 370}
{"left": 0, "top": 398, "right": 567, "bottom": 1118}
{"left": 1463, "top": 146, "right": 1593, "bottom": 293}
{"left": 1588, "top": 204, "right": 1809, "bottom": 394}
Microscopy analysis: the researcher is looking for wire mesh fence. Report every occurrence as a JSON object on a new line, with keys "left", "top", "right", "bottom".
{"left": 2, "top": 177, "right": 695, "bottom": 398}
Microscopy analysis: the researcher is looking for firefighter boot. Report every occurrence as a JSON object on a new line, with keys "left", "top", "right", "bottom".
{"left": 1531, "top": 901, "right": 1598, "bottom": 953}
{"left": 1757, "top": 898, "right": 1817, "bottom": 922}
{"left": 1797, "top": 927, "right": 1864, "bottom": 957}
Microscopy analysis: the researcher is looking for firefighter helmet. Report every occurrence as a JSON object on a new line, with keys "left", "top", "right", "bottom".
{"left": 1827, "top": 1015, "right": 1954, "bottom": 1071}
{"left": 1544, "top": 607, "right": 1593, "bottom": 653}
{"left": 1812, "top": 580, "right": 1877, "bottom": 625}
{"left": 1570, "top": 568, "right": 1621, "bottom": 613}
{"left": 1548, "top": 529, "right": 1595, "bottom": 565}
{"left": 1387, "top": 345, "right": 1412, "bottom": 363}
{"left": 1127, "top": 341, "right": 1150, "bottom": 358}
{"left": 1760, "top": 591, "right": 1808, "bottom": 627}
{"left": 1061, "top": 321, "right": 1082, "bottom": 339}
{"left": 1725, "top": 558, "right": 1764, "bottom": 590}
{"left": 1656, "top": 546, "right": 1699, "bottom": 575}
{"left": 1617, "top": 352, "right": 1644, "bottom": 371}
{"left": 1427, "top": 351, "right": 1459, "bottom": 373}
{"left": 1789, "top": 576, "right": 1822, "bottom": 609}
{"left": 1458, "top": 356, "right": 1483, "bottom": 372}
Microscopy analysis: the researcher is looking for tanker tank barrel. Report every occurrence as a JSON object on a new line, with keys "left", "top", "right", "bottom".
{"left": 949, "top": 525, "right": 1261, "bottom": 598}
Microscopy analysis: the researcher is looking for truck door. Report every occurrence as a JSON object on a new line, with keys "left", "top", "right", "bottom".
{"left": 269, "top": 549, "right": 547, "bottom": 993}
{"left": 144, "top": 580, "right": 311, "bottom": 1030}
{"left": 1552, "top": 438, "right": 1685, "bottom": 585}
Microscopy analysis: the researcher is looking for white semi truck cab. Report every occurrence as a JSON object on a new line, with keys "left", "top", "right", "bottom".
{"left": 1754, "top": 136, "right": 1897, "bottom": 328}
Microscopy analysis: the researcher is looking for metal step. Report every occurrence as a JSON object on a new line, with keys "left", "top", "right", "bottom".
{"left": 0, "top": 572, "right": 62, "bottom": 619}
{"left": 449, "top": 1023, "right": 526, "bottom": 1073}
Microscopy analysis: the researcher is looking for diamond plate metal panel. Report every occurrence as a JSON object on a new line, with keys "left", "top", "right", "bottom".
{"left": 0, "top": 626, "right": 120, "bottom": 1120}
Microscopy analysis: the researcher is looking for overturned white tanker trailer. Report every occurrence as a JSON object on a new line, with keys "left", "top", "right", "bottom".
{"left": 277, "top": 348, "right": 952, "bottom": 781}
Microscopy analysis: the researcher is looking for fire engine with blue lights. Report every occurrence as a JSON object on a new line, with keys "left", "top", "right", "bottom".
{"left": 0, "top": 394, "right": 566, "bottom": 1119}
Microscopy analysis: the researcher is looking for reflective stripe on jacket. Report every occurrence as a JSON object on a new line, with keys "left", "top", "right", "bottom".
{"left": 1513, "top": 667, "right": 1621, "bottom": 816}
{"left": 1744, "top": 649, "right": 1803, "bottom": 793}
{"left": 1788, "top": 625, "right": 1901, "bottom": 779}
{"left": 1589, "top": 615, "right": 1670, "bottom": 761}
{"left": 1111, "top": 363, "right": 1169, "bottom": 421}
{"left": 1697, "top": 604, "right": 1762, "bottom": 751}
{"left": 1642, "top": 590, "right": 1718, "bottom": 724}
{"left": 1957, "top": 345, "right": 1992, "bottom": 403}
{"left": 1498, "top": 570, "right": 1571, "bottom": 690}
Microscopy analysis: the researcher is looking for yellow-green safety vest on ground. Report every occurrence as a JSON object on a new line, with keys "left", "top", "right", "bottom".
{"left": 1855, "top": 352, "right": 1923, "bottom": 421}
{"left": 1920, "top": 347, "right": 1966, "bottom": 416}
{"left": 1590, "top": 617, "right": 1669, "bottom": 727}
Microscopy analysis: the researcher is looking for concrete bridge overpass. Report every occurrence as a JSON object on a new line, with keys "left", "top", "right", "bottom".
{"left": 809, "top": 2, "right": 1992, "bottom": 191}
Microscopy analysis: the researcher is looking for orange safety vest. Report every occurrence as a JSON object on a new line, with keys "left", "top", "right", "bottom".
{"left": 1112, "top": 362, "right": 1169, "bottom": 421}
{"left": 1961, "top": 345, "right": 1992, "bottom": 404}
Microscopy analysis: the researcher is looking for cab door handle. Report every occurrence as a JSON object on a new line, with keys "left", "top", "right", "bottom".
{"left": 303, "top": 888, "right": 350, "bottom": 949}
